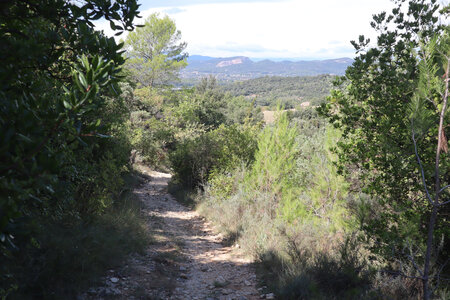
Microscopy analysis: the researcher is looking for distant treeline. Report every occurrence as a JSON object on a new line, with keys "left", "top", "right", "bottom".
{"left": 221, "top": 75, "right": 335, "bottom": 108}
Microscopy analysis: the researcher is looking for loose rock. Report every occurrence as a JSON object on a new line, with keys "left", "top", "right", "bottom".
{"left": 109, "top": 277, "right": 119, "bottom": 283}
{"left": 200, "top": 265, "right": 209, "bottom": 272}
{"left": 215, "top": 275, "right": 228, "bottom": 287}
{"left": 222, "top": 288, "right": 232, "bottom": 295}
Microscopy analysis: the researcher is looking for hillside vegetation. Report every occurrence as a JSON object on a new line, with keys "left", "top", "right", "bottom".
{"left": 222, "top": 74, "right": 334, "bottom": 108}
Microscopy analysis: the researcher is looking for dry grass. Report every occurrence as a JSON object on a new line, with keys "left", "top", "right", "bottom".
{"left": 6, "top": 171, "right": 150, "bottom": 299}
{"left": 262, "top": 109, "right": 296, "bottom": 124}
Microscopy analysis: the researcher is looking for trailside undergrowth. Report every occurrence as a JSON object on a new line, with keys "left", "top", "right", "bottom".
{"left": 195, "top": 109, "right": 435, "bottom": 299}
{"left": 4, "top": 171, "right": 149, "bottom": 299}
{"left": 195, "top": 110, "right": 373, "bottom": 298}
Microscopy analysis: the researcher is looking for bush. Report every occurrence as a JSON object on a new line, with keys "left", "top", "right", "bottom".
{"left": 130, "top": 116, "right": 173, "bottom": 168}
{"left": 274, "top": 236, "right": 373, "bottom": 300}
{"left": 170, "top": 124, "right": 258, "bottom": 188}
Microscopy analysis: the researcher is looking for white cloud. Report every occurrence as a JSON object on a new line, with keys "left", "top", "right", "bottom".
{"left": 95, "top": 0, "right": 395, "bottom": 59}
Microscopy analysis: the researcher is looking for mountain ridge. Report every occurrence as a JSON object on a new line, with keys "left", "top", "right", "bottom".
{"left": 182, "top": 55, "right": 353, "bottom": 81}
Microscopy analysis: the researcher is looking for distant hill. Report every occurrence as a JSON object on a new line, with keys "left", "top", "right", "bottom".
{"left": 181, "top": 56, "right": 353, "bottom": 82}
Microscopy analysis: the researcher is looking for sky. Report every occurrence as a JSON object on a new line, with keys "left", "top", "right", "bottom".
{"left": 95, "top": 0, "right": 398, "bottom": 60}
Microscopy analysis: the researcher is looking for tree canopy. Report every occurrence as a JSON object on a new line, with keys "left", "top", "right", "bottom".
{"left": 319, "top": 0, "right": 449, "bottom": 297}
{"left": 125, "top": 13, "right": 188, "bottom": 87}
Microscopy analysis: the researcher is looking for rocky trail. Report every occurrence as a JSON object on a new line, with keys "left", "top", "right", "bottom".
{"left": 81, "top": 166, "right": 273, "bottom": 300}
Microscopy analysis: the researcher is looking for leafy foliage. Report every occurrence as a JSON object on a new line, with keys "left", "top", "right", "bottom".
{"left": 0, "top": 0, "right": 141, "bottom": 297}
{"left": 318, "top": 0, "right": 448, "bottom": 258}
{"left": 318, "top": 1, "right": 450, "bottom": 297}
{"left": 127, "top": 74, "right": 262, "bottom": 173}
{"left": 125, "top": 13, "right": 188, "bottom": 87}
{"left": 170, "top": 124, "right": 259, "bottom": 188}
{"left": 407, "top": 29, "right": 450, "bottom": 299}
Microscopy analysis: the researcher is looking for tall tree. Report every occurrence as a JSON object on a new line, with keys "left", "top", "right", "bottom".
{"left": 318, "top": 0, "right": 448, "bottom": 294}
{"left": 409, "top": 30, "right": 449, "bottom": 300}
{"left": 125, "top": 13, "right": 188, "bottom": 87}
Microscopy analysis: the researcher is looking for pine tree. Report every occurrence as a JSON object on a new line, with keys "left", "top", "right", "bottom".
{"left": 409, "top": 29, "right": 449, "bottom": 300}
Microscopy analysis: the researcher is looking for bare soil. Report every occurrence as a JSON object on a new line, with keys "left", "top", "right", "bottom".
{"left": 81, "top": 166, "right": 261, "bottom": 300}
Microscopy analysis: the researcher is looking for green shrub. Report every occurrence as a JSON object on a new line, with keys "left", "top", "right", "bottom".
{"left": 130, "top": 116, "right": 174, "bottom": 168}
{"left": 169, "top": 132, "right": 218, "bottom": 187}
{"left": 247, "top": 110, "right": 299, "bottom": 202}
{"left": 170, "top": 124, "right": 258, "bottom": 188}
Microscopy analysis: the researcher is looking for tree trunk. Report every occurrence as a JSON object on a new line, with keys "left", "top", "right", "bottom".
{"left": 422, "top": 56, "right": 449, "bottom": 300}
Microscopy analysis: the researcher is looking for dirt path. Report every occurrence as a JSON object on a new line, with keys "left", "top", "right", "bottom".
{"left": 82, "top": 167, "right": 264, "bottom": 300}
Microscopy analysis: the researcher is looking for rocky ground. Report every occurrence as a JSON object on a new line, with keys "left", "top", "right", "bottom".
{"left": 79, "top": 166, "right": 275, "bottom": 300}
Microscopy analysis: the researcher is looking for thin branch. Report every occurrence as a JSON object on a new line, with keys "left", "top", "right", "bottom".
{"left": 438, "top": 184, "right": 449, "bottom": 194}
{"left": 382, "top": 270, "right": 424, "bottom": 280}
{"left": 406, "top": 254, "right": 425, "bottom": 277}
{"left": 438, "top": 199, "right": 450, "bottom": 207}
{"left": 425, "top": 96, "right": 438, "bottom": 111}
{"left": 431, "top": 259, "right": 449, "bottom": 295}
{"left": 411, "top": 126, "right": 434, "bottom": 205}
